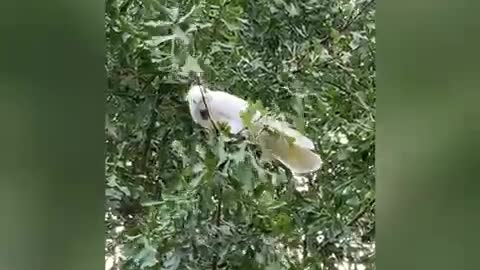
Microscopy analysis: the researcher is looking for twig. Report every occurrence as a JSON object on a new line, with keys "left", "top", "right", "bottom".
{"left": 215, "top": 186, "right": 223, "bottom": 227}
{"left": 106, "top": 76, "right": 176, "bottom": 99}
{"left": 195, "top": 77, "right": 220, "bottom": 135}
{"left": 140, "top": 75, "right": 160, "bottom": 173}
{"left": 152, "top": 128, "right": 172, "bottom": 199}
{"left": 339, "top": 0, "right": 375, "bottom": 32}
{"left": 120, "top": 0, "right": 134, "bottom": 13}
{"left": 235, "top": 113, "right": 265, "bottom": 135}
{"left": 303, "top": 228, "right": 308, "bottom": 261}
{"left": 347, "top": 198, "right": 375, "bottom": 227}
{"left": 313, "top": 0, "right": 374, "bottom": 47}
{"left": 141, "top": 75, "right": 158, "bottom": 92}
{"left": 362, "top": 224, "right": 375, "bottom": 242}
{"left": 318, "top": 198, "right": 375, "bottom": 251}
{"left": 107, "top": 91, "right": 144, "bottom": 103}
{"left": 211, "top": 182, "right": 223, "bottom": 270}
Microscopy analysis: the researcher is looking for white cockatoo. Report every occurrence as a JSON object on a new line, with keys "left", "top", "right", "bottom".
{"left": 186, "top": 84, "right": 322, "bottom": 174}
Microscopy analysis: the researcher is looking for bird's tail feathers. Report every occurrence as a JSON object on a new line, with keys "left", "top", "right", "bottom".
{"left": 259, "top": 118, "right": 315, "bottom": 150}
{"left": 259, "top": 133, "right": 322, "bottom": 174}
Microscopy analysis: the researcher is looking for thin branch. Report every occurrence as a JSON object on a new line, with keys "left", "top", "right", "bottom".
{"left": 235, "top": 113, "right": 265, "bottom": 136}
{"left": 140, "top": 76, "right": 160, "bottom": 173}
{"left": 194, "top": 75, "right": 224, "bottom": 270}
{"left": 151, "top": 128, "right": 171, "bottom": 200}
{"left": 211, "top": 148, "right": 229, "bottom": 270}
{"left": 120, "top": 0, "right": 135, "bottom": 13}
{"left": 340, "top": 0, "right": 375, "bottom": 32}
{"left": 107, "top": 91, "right": 144, "bottom": 103}
{"left": 195, "top": 77, "right": 220, "bottom": 135}
{"left": 211, "top": 181, "right": 223, "bottom": 270}
{"left": 106, "top": 75, "right": 158, "bottom": 99}
{"left": 303, "top": 229, "right": 308, "bottom": 261}
{"left": 347, "top": 198, "right": 375, "bottom": 227}
{"left": 141, "top": 75, "right": 158, "bottom": 92}
{"left": 313, "top": 0, "right": 374, "bottom": 47}
{"left": 318, "top": 198, "right": 375, "bottom": 251}
{"left": 362, "top": 224, "right": 375, "bottom": 242}
{"left": 215, "top": 187, "right": 223, "bottom": 227}
{"left": 106, "top": 79, "right": 188, "bottom": 100}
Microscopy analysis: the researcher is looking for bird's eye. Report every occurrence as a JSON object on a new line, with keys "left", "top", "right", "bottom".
{"left": 200, "top": 109, "right": 209, "bottom": 120}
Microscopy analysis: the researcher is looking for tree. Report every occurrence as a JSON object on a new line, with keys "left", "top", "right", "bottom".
{"left": 105, "top": 0, "right": 375, "bottom": 269}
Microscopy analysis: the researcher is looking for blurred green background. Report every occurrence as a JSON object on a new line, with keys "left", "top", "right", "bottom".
{"left": 0, "top": 0, "right": 479, "bottom": 269}
{"left": 378, "top": 0, "right": 480, "bottom": 269}
{"left": 0, "top": 1, "right": 105, "bottom": 270}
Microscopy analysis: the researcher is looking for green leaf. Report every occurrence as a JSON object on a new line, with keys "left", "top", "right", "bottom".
{"left": 240, "top": 99, "right": 264, "bottom": 128}
{"left": 161, "top": 6, "right": 179, "bottom": 21}
{"left": 330, "top": 28, "right": 341, "bottom": 43}
{"left": 163, "top": 252, "right": 181, "bottom": 270}
{"left": 286, "top": 3, "right": 300, "bottom": 17}
{"left": 255, "top": 252, "right": 266, "bottom": 264}
{"left": 106, "top": 174, "right": 117, "bottom": 187}
{"left": 230, "top": 141, "right": 247, "bottom": 164}
{"left": 266, "top": 262, "right": 282, "bottom": 270}
{"left": 346, "top": 196, "right": 361, "bottom": 206}
{"left": 118, "top": 185, "right": 131, "bottom": 197}
{"left": 177, "top": 5, "right": 197, "bottom": 24}
{"left": 236, "top": 161, "right": 254, "bottom": 192}
{"left": 134, "top": 245, "right": 158, "bottom": 269}
{"left": 186, "top": 22, "right": 213, "bottom": 33}
{"left": 141, "top": 201, "right": 163, "bottom": 207}
{"left": 173, "top": 26, "right": 189, "bottom": 44}
{"left": 144, "top": 20, "right": 174, "bottom": 28}
{"left": 218, "top": 224, "right": 232, "bottom": 236}
{"left": 337, "top": 149, "right": 350, "bottom": 161}
{"left": 267, "top": 201, "right": 287, "bottom": 210}
{"left": 273, "top": 212, "right": 292, "bottom": 233}
{"left": 106, "top": 188, "right": 123, "bottom": 200}
{"left": 146, "top": 35, "right": 176, "bottom": 46}
{"left": 181, "top": 55, "right": 203, "bottom": 73}
{"left": 217, "top": 121, "right": 232, "bottom": 134}
{"left": 215, "top": 135, "right": 228, "bottom": 166}
{"left": 292, "top": 96, "right": 305, "bottom": 133}
{"left": 190, "top": 172, "right": 205, "bottom": 188}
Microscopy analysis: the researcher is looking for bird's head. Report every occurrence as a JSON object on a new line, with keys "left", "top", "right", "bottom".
{"left": 186, "top": 84, "right": 211, "bottom": 107}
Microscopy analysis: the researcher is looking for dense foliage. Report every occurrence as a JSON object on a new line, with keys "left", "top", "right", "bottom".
{"left": 105, "top": 0, "right": 375, "bottom": 269}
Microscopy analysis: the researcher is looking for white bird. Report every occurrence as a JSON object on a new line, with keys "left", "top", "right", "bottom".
{"left": 186, "top": 84, "right": 322, "bottom": 174}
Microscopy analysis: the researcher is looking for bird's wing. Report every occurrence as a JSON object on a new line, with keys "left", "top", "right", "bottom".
{"left": 261, "top": 118, "right": 315, "bottom": 150}
{"left": 208, "top": 90, "right": 249, "bottom": 134}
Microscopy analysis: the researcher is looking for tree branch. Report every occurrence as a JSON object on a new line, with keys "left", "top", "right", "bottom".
{"left": 314, "top": 0, "right": 374, "bottom": 47}
{"left": 347, "top": 198, "right": 375, "bottom": 227}
{"left": 197, "top": 82, "right": 220, "bottom": 135}
{"left": 211, "top": 183, "right": 223, "bottom": 270}
{"left": 340, "top": 0, "right": 375, "bottom": 32}
{"left": 120, "top": 0, "right": 135, "bottom": 13}
{"left": 318, "top": 198, "right": 375, "bottom": 251}
{"left": 140, "top": 75, "right": 160, "bottom": 173}
{"left": 215, "top": 187, "right": 223, "bottom": 227}
{"left": 303, "top": 230, "right": 308, "bottom": 261}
